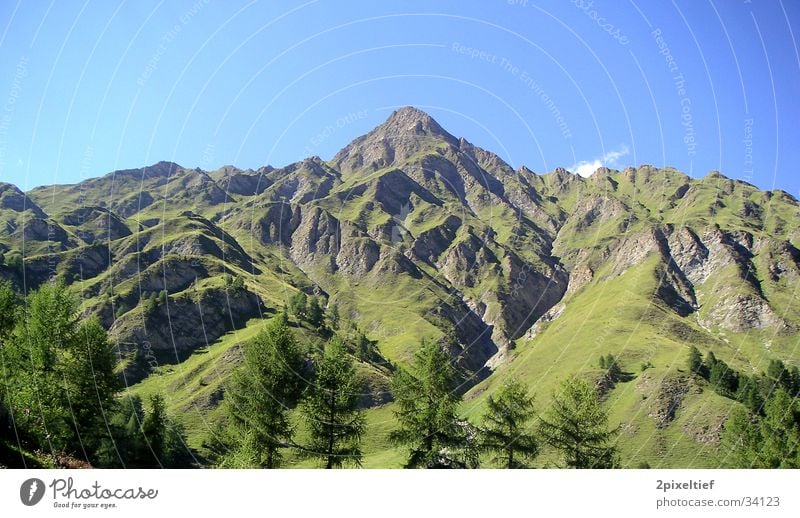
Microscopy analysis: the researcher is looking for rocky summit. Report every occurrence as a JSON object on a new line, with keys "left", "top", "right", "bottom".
{"left": 2, "top": 106, "right": 799, "bottom": 466}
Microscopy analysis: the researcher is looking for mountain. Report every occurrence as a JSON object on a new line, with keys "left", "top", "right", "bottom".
{"left": 2, "top": 106, "right": 799, "bottom": 467}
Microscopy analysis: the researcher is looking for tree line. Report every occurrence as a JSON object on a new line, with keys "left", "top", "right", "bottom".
{"left": 687, "top": 346, "right": 800, "bottom": 468}
{"left": 215, "top": 307, "right": 620, "bottom": 469}
{"left": 2, "top": 280, "right": 621, "bottom": 469}
{"left": 0, "top": 281, "right": 189, "bottom": 467}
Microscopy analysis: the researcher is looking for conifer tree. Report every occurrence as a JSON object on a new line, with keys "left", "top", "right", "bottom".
{"left": 307, "top": 296, "right": 324, "bottom": 330}
{"left": 479, "top": 379, "right": 539, "bottom": 468}
{"left": 302, "top": 337, "right": 365, "bottom": 468}
{"left": 722, "top": 389, "right": 800, "bottom": 468}
{"left": 327, "top": 302, "right": 340, "bottom": 330}
{"left": 538, "top": 377, "right": 619, "bottom": 468}
{"left": 721, "top": 405, "right": 760, "bottom": 468}
{"left": 64, "top": 317, "right": 120, "bottom": 453}
{"left": 224, "top": 313, "right": 305, "bottom": 468}
{"left": 289, "top": 291, "right": 308, "bottom": 321}
{"left": 389, "top": 340, "right": 478, "bottom": 468}
{"left": 688, "top": 346, "right": 703, "bottom": 376}
{"left": 3, "top": 283, "right": 122, "bottom": 461}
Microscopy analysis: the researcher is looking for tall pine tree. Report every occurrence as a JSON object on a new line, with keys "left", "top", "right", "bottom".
{"left": 223, "top": 312, "right": 305, "bottom": 468}
{"left": 5, "top": 283, "right": 118, "bottom": 456}
{"left": 479, "top": 379, "right": 539, "bottom": 468}
{"left": 687, "top": 346, "right": 703, "bottom": 376}
{"left": 722, "top": 389, "right": 800, "bottom": 468}
{"left": 301, "top": 337, "right": 365, "bottom": 468}
{"left": 538, "top": 377, "right": 619, "bottom": 468}
{"left": 389, "top": 340, "right": 477, "bottom": 468}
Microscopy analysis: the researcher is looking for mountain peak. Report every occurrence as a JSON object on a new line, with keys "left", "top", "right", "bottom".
{"left": 378, "top": 106, "right": 455, "bottom": 141}
{"left": 384, "top": 106, "right": 447, "bottom": 135}
{"left": 332, "top": 106, "right": 458, "bottom": 175}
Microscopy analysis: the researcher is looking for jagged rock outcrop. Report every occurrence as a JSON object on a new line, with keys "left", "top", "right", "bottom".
{"left": 112, "top": 287, "right": 262, "bottom": 383}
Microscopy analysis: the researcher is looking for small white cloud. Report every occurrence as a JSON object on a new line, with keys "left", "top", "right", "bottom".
{"left": 569, "top": 145, "right": 629, "bottom": 177}
{"left": 16, "top": 159, "right": 23, "bottom": 166}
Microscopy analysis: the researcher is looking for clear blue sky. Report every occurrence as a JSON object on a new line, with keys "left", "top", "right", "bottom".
{"left": 0, "top": 0, "right": 798, "bottom": 195}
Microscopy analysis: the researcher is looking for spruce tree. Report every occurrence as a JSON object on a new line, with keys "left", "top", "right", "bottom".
{"left": 355, "top": 332, "right": 372, "bottom": 362}
{"left": 327, "top": 302, "right": 340, "bottom": 330}
{"left": 721, "top": 406, "right": 760, "bottom": 467}
{"left": 307, "top": 296, "right": 324, "bottom": 330}
{"left": 688, "top": 346, "right": 703, "bottom": 376}
{"left": 538, "top": 377, "right": 619, "bottom": 468}
{"left": 6, "top": 283, "right": 83, "bottom": 452}
{"left": 759, "top": 389, "right": 800, "bottom": 468}
{"left": 0, "top": 280, "right": 17, "bottom": 335}
{"left": 138, "top": 393, "right": 190, "bottom": 467}
{"left": 389, "top": 340, "right": 478, "bottom": 468}
{"left": 479, "top": 379, "right": 539, "bottom": 468}
{"left": 704, "top": 351, "right": 718, "bottom": 377}
{"left": 289, "top": 291, "right": 308, "bottom": 321}
{"left": 1, "top": 283, "right": 126, "bottom": 464}
{"left": 0, "top": 281, "right": 19, "bottom": 444}
{"left": 224, "top": 313, "right": 305, "bottom": 468}
{"left": 301, "top": 337, "right": 365, "bottom": 468}
{"left": 64, "top": 318, "right": 120, "bottom": 454}
{"left": 722, "top": 389, "right": 800, "bottom": 468}
{"left": 141, "top": 394, "right": 169, "bottom": 466}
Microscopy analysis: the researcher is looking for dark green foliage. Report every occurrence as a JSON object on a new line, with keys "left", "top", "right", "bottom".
{"left": 766, "top": 359, "right": 795, "bottom": 396}
{"left": 0, "top": 281, "right": 19, "bottom": 444}
{"left": 4, "top": 253, "right": 21, "bottom": 273}
{"left": 5, "top": 283, "right": 88, "bottom": 452}
{"left": 355, "top": 332, "right": 373, "bottom": 362}
{"left": 95, "top": 395, "right": 145, "bottom": 467}
{"left": 0, "top": 282, "right": 137, "bottom": 466}
{"left": 327, "top": 302, "right": 340, "bottom": 330}
{"left": 307, "top": 296, "right": 324, "bottom": 330}
{"left": 139, "top": 394, "right": 189, "bottom": 467}
{"left": 688, "top": 346, "right": 703, "bottom": 376}
{"left": 389, "top": 341, "right": 478, "bottom": 468}
{"left": 222, "top": 313, "right": 306, "bottom": 468}
{"left": 95, "top": 393, "right": 190, "bottom": 468}
{"left": 0, "top": 281, "right": 18, "bottom": 334}
{"left": 157, "top": 290, "right": 168, "bottom": 305}
{"left": 142, "top": 292, "right": 158, "bottom": 315}
{"left": 605, "top": 355, "right": 622, "bottom": 381}
{"left": 722, "top": 389, "right": 800, "bottom": 468}
{"left": 64, "top": 317, "right": 121, "bottom": 453}
{"left": 759, "top": 389, "right": 800, "bottom": 467}
{"left": 538, "top": 377, "right": 619, "bottom": 469}
{"left": 736, "top": 375, "right": 764, "bottom": 415}
{"left": 709, "top": 359, "right": 739, "bottom": 396}
{"left": 115, "top": 303, "right": 129, "bottom": 319}
{"left": 721, "top": 406, "right": 761, "bottom": 468}
{"left": 231, "top": 276, "right": 245, "bottom": 291}
{"left": 301, "top": 337, "right": 365, "bottom": 468}
{"left": 142, "top": 394, "right": 168, "bottom": 463}
{"left": 703, "top": 351, "right": 717, "bottom": 376}
{"left": 479, "top": 379, "right": 539, "bottom": 468}
{"left": 289, "top": 291, "right": 308, "bottom": 321}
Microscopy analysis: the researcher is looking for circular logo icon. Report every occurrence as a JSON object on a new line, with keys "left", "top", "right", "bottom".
{"left": 20, "top": 478, "right": 45, "bottom": 506}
